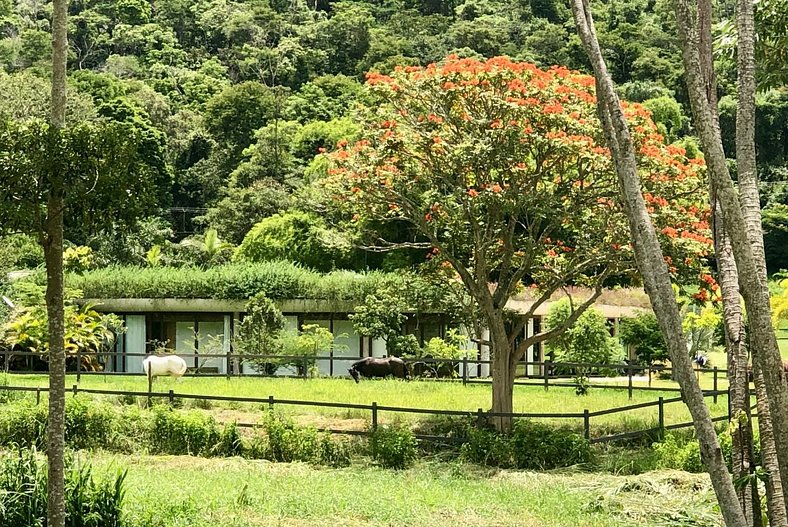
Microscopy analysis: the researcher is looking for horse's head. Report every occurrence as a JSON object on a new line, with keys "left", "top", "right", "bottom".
{"left": 348, "top": 367, "right": 360, "bottom": 383}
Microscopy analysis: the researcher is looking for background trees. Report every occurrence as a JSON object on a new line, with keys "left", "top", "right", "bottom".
{"left": 3, "top": 0, "right": 785, "bottom": 275}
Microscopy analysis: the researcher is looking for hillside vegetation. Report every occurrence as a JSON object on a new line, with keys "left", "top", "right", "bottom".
{"left": 0, "top": 0, "right": 786, "bottom": 275}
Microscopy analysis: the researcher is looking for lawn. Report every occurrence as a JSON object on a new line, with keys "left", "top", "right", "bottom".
{"left": 2, "top": 374, "right": 728, "bottom": 438}
{"left": 85, "top": 453, "right": 723, "bottom": 527}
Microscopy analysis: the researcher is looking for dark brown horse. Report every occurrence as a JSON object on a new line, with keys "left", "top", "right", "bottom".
{"left": 348, "top": 357, "right": 409, "bottom": 383}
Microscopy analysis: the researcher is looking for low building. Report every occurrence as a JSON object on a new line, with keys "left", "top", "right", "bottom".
{"left": 86, "top": 287, "right": 649, "bottom": 378}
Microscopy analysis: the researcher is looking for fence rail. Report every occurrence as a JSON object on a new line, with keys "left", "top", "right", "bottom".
{"left": 1, "top": 349, "right": 726, "bottom": 401}
{"left": 0, "top": 382, "right": 729, "bottom": 446}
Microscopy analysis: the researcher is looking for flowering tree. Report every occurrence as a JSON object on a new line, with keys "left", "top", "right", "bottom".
{"left": 324, "top": 56, "right": 715, "bottom": 431}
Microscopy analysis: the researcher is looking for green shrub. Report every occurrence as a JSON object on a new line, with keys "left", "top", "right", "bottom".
{"left": 235, "top": 211, "right": 352, "bottom": 272}
{"left": 0, "top": 398, "right": 116, "bottom": 451}
{"left": 461, "top": 426, "right": 514, "bottom": 467}
{"left": 509, "top": 420, "right": 592, "bottom": 469}
{"left": 653, "top": 435, "right": 703, "bottom": 472}
{"left": 248, "top": 411, "right": 351, "bottom": 467}
{"left": 217, "top": 421, "right": 243, "bottom": 457}
{"left": 652, "top": 433, "right": 732, "bottom": 473}
{"left": 260, "top": 411, "right": 319, "bottom": 462}
{"left": 460, "top": 420, "right": 592, "bottom": 469}
{"left": 0, "top": 447, "right": 126, "bottom": 527}
{"left": 0, "top": 400, "right": 48, "bottom": 449}
{"left": 65, "top": 397, "right": 115, "bottom": 450}
{"left": 370, "top": 423, "right": 418, "bottom": 469}
{"left": 148, "top": 406, "right": 221, "bottom": 456}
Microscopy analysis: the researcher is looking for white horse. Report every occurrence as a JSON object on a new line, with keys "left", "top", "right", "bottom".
{"left": 142, "top": 355, "right": 188, "bottom": 380}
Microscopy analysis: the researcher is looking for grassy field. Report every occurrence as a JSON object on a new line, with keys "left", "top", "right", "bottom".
{"left": 2, "top": 374, "right": 728, "bottom": 437}
{"left": 84, "top": 453, "right": 722, "bottom": 527}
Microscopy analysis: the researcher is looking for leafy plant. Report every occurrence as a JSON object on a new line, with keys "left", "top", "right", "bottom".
{"left": 0, "top": 286, "right": 123, "bottom": 371}
{"left": 369, "top": 423, "right": 418, "bottom": 469}
{"left": 545, "top": 299, "right": 620, "bottom": 376}
{"left": 619, "top": 312, "right": 668, "bottom": 366}
{"left": 461, "top": 420, "right": 592, "bottom": 469}
{"left": 235, "top": 293, "right": 286, "bottom": 373}
{"left": 63, "top": 245, "right": 96, "bottom": 273}
{"left": 0, "top": 448, "right": 127, "bottom": 527}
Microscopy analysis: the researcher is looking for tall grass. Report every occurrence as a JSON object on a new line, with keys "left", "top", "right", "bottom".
{"left": 0, "top": 448, "right": 126, "bottom": 527}
{"left": 57, "top": 262, "right": 398, "bottom": 301}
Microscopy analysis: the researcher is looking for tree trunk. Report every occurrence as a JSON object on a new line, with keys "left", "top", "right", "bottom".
{"left": 489, "top": 317, "right": 514, "bottom": 432}
{"left": 674, "top": 0, "right": 788, "bottom": 509}
{"left": 754, "top": 361, "right": 788, "bottom": 527}
{"left": 699, "top": 4, "right": 762, "bottom": 519}
{"left": 716, "top": 198, "right": 764, "bottom": 527}
{"left": 570, "top": 0, "right": 747, "bottom": 523}
{"left": 47, "top": 1, "right": 68, "bottom": 527}
{"left": 733, "top": 0, "right": 788, "bottom": 518}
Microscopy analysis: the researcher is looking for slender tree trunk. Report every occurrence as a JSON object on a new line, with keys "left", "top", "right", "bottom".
{"left": 698, "top": 5, "right": 762, "bottom": 521}
{"left": 570, "top": 0, "right": 747, "bottom": 524}
{"left": 674, "top": 0, "right": 788, "bottom": 510}
{"left": 47, "top": 1, "right": 68, "bottom": 527}
{"left": 754, "top": 360, "right": 788, "bottom": 527}
{"left": 733, "top": 0, "right": 788, "bottom": 518}
{"left": 716, "top": 199, "right": 764, "bottom": 527}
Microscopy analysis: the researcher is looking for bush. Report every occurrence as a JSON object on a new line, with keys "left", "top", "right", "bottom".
{"left": 235, "top": 211, "right": 352, "bottom": 272}
{"left": 0, "top": 400, "right": 48, "bottom": 449}
{"left": 148, "top": 406, "right": 222, "bottom": 456}
{"left": 509, "top": 420, "right": 592, "bottom": 469}
{"left": 0, "top": 447, "right": 126, "bottom": 527}
{"left": 245, "top": 411, "right": 350, "bottom": 467}
{"left": 65, "top": 397, "right": 115, "bottom": 450}
{"left": 545, "top": 299, "right": 620, "bottom": 375}
{"left": 652, "top": 432, "right": 732, "bottom": 473}
{"left": 461, "top": 420, "right": 592, "bottom": 469}
{"left": 370, "top": 423, "right": 418, "bottom": 469}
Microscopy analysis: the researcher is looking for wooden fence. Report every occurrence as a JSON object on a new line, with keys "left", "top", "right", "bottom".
{"left": 0, "top": 349, "right": 726, "bottom": 401}
{"left": 0, "top": 382, "right": 729, "bottom": 445}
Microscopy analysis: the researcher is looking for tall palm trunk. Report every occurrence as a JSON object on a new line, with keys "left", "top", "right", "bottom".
{"left": 716, "top": 198, "right": 764, "bottom": 527}
{"left": 732, "top": 0, "right": 788, "bottom": 515}
{"left": 47, "top": 1, "right": 68, "bottom": 526}
{"left": 673, "top": 0, "right": 788, "bottom": 516}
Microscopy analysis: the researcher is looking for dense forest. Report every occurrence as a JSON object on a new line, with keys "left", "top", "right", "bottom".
{"left": 0, "top": 0, "right": 786, "bottom": 274}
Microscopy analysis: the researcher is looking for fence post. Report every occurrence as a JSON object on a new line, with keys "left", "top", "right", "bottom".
{"left": 302, "top": 357, "right": 308, "bottom": 379}
{"left": 658, "top": 397, "right": 665, "bottom": 440}
{"left": 168, "top": 389, "right": 174, "bottom": 406}
{"left": 36, "top": 388, "right": 40, "bottom": 406}
{"left": 72, "top": 384, "right": 78, "bottom": 396}
{"left": 583, "top": 409, "right": 590, "bottom": 440}
{"left": 268, "top": 395, "right": 274, "bottom": 411}
{"left": 627, "top": 364, "right": 633, "bottom": 400}
{"left": 226, "top": 351, "right": 231, "bottom": 381}
{"left": 462, "top": 355, "right": 468, "bottom": 386}
{"left": 476, "top": 407, "right": 484, "bottom": 428}
{"left": 76, "top": 349, "right": 81, "bottom": 383}
{"left": 372, "top": 401, "right": 378, "bottom": 431}
{"left": 713, "top": 367, "right": 718, "bottom": 404}
{"left": 147, "top": 368, "right": 153, "bottom": 407}
{"left": 543, "top": 360, "right": 550, "bottom": 392}
{"left": 330, "top": 349, "right": 334, "bottom": 377}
